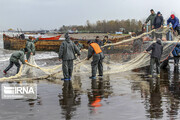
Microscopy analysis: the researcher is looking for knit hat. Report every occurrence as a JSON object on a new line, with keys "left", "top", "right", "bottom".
{"left": 87, "top": 40, "right": 92, "bottom": 44}
{"left": 157, "top": 11, "right": 161, "bottom": 15}
{"left": 171, "top": 14, "right": 175, "bottom": 19}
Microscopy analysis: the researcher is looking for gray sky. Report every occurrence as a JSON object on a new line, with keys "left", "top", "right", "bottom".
{"left": 0, "top": 0, "right": 179, "bottom": 31}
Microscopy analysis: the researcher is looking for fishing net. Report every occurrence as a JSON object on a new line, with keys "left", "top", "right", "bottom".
{"left": 0, "top": 27, "right": 179, "bottom": 81}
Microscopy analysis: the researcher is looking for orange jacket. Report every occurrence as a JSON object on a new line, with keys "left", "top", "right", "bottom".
{"left": 90, "top": 43, "right": 102, "bottom": 54}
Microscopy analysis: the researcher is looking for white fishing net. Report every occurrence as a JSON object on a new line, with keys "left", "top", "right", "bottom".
{"left": 0, "top": 27, "right": 179, "bottom": 81}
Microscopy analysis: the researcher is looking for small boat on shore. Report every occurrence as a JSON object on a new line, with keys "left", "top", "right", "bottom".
{"left": 3, "top": 34, "right": 134, "bottom": 52}
{"left": 3, "top": 34, "right": 63, "bottom": 52}
{"left": 39, "top": 35, "right": 61, "bottom": 40}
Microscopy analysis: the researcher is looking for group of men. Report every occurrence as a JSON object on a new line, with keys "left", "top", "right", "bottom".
{"left": 59, "top": 33, "right": 107, "bottom": 80}
{"left": 145, "top": 9, "right": 180, "bottom": 39}
{"left": 3, "top": 32, "right": 106, "bottom": 81}
{"left": 145, "top": 9, "right": 180, "bottom": 78}
{"left": 3, "top": 36, "right": 39, "bottom": 74}
{"left": 4, "top": 9, "right": 180, "bottom": 79}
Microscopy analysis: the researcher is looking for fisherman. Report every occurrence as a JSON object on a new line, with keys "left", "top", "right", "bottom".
{"left": 103, "top": 36, "right": 111, "bottom": 45}
{"left": 74, "top": 41, "right": 83, "bottom": 50}
{"left": 86, "top": 40, "right": 104, "bottom": 79}
{"left": 167, "top": 14, "right": 180, "bottom": 35}
{"left": 172, "top": 44, "right": 180, "bottom": 66}
{"left": 3, "top": 48, "right": 28, "bottom": 74}
{"left": 145, "top": 38, "right": 163, "bottom": 77}
{"left": 59, "top": 33, "right": 80, "bottom": 80}
{"left": 94, "top": 36, "right": 103, "bottom": 47}
{"left": 145, "top": 9, "right": 156, "bottom": 30}
{"left": 19, "top": 33, "right": 25, "bottom": 40}
{"left": 26, "top": 36, "right": 39, "bottom": 58}
{"left": 152, "top": 11, "right": 164, "bottom": 39}
{"left": 102, "top": 36, "right": 112, "bottom": 65}
{"left": 25, "top": 36, "right": 39, "bottom": 60}
{"left": 145, "top": 9, "right": 156, "bottom": 39}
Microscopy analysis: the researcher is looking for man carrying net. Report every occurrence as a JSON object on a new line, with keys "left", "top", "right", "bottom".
{"left": 145, "top": 38, "right": 163, "bottom": 78}
{"left": 3, "top": 48, "right": 28, "bottom": 74}
{"left": 26, "top": 36, "right": 39, "bottom": 61}
{"left": 59, "top": 33, "right": 80, "bottom": 81}
{"left": 86, "top": 40, "right": 104, "bottom": 79}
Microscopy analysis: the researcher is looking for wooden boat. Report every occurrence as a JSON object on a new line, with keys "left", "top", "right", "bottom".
{"left": 3, "top": 34, "right": 62, "bottom": 52}
{"left": 3, "top": 34, "right": 134, "bottom": 52}
{"left": 39, "top": 35, "right": 61, "bottom": 40}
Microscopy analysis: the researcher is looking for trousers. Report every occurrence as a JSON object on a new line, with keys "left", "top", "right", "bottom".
{"left": 4, "top": 61, "right": 20, "bottom": 74}
{"left": 62, "top": 60, "right": 73, "bottom": 79}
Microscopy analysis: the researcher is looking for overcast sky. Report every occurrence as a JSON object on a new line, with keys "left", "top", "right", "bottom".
{"left": 0, "top": 0, "right": 180, "bottom": 31}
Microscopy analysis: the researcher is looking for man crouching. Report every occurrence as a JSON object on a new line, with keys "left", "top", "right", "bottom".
{"left": 3, "top": 48, "right": 28, "bottom": 74}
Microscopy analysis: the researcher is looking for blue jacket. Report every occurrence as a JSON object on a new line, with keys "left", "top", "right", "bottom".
{"left": 172, "top": 46, "right": 180, "bottom": 56}
{"left": 167, "top": 17, "right": 179, "bottom": 29}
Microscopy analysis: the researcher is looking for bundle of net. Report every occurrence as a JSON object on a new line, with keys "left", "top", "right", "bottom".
{"left": 0, "top": 27, "right": 179, "bottom": 81}
{"left": 74, "top": 27, "right": 178, "bottom": 75}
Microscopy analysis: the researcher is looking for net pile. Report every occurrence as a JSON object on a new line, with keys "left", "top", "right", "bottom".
{"left": 0, "top": 27, "right": 179, "bottom": 81}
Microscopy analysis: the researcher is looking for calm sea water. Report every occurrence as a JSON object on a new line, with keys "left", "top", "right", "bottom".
{"left": 0, "top": 32, "right": 180, "bottom": 120}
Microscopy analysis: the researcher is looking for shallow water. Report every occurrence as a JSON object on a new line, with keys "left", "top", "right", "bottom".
{"left": 0, "top": 33, "right": 180, "bottom": 120}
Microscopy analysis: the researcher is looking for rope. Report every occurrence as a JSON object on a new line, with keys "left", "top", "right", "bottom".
{"left": 0, "top": 27, "right": 175, "bottom": 81}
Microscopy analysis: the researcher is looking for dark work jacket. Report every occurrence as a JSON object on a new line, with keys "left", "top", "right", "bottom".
{"left": 94, "top": 39, "right": 103, "bottom": 47}
{"left": 103, "top": 39, "right": 112, "bottom": 45}
{"left": 25, "top": 38, "right": 39, "bottom": 55}
{"left": 153, "top": 15, "right": 164, "bottom": 29}
{"left": 59, "top": 38, "right": 80, "bottom": 60}
{"left": 146, "top": 40, "right": 163, "bottom": 59}
{"left": 10, "top": 50, "right": 25, "bottom": 64}
{"left": 87, "top": 45, "right": 104, "bottom": 60}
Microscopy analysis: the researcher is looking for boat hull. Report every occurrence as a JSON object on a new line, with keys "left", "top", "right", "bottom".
{"left": 3, "top": 34, "right": 62, "bottom": 52}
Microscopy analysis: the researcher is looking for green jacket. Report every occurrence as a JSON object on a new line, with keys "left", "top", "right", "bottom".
{"left": 10, "top": 50, "right": 25, "bottom": 64}
{"left": 59, "top": 38, "right": 80, "bottom": 60}
{"left": 25, "top": 38, "right": 39, "bottom": 55}
{"left": 77, "top": 43, "right": 83, "bottom": 50}
{"left": 145, "top": 13, "right": 156, "bottom": 27}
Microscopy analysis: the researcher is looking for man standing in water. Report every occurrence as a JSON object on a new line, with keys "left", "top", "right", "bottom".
{"left": 145, "top": 38, "right": 163, "bottom": 78}
{"left": 59, "top": 33, "right": 80, "bottom": 80}
{"left": 3, "top": 48, "right": 28, "bottom": 74}
{"left": 25, "top": 36, "right": 39, "bottom": 60}
{"left": 86, "top": 40, "right": 104, "bottom": 79}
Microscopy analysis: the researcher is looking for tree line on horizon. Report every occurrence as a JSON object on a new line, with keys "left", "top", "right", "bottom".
{"left": 59, "top": 19, "right": 143, "bottom": 34}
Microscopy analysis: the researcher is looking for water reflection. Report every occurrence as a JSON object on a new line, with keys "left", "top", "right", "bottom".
{"left": 59, "top": 80, "right": 81, "bottom": 120}
{"left": 88, "top": 76, "right": 112, "bottom": 114}
{"left": 147, "top": 78, "right": 163, "bottom": 119}
{"left": 133, "top": 66, "right": 180, "bottom": 119}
